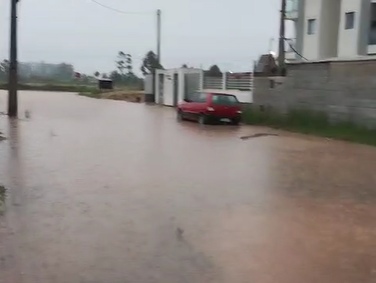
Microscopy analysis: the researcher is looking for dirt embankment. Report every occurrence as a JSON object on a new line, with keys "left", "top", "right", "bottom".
{"left": 79, "top": 89, "right": 145, "bottom": 103}
{"left": 100, "top": 90, "right": 144, "bottom": 103}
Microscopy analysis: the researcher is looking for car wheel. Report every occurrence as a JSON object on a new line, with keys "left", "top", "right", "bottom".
{"left": 198, "top": 114, "right": 208, "bottom": 125}
{"left": 177, "top": 110, "right": 184, "bottom": 121}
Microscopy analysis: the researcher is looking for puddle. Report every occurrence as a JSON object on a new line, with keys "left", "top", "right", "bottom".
{"left": 240, "top": 133, "right": 279, "bottom": 140}
{"left": 0, "top": 185, "right": 6, "bottom": 215}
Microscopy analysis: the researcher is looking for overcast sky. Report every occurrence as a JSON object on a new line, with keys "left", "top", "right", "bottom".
{"left": 0, "top": 0, "right": 289, "bottom": 75}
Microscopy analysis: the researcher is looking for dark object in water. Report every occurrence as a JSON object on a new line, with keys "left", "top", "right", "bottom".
{"left": 0, "top": 185, "right": 6, "bottom": 215}
{"left": 176, "top": 227, "right": 184, "bottom": 240}
{"left": 240, "top": 133, "right": 279, "bottom": 140}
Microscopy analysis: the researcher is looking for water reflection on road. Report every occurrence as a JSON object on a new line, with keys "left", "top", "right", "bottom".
{"left": 0, "top": 91, "right": 376, "bottom": 283}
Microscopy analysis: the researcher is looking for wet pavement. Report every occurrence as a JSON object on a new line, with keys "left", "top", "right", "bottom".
{"left": 0, "top": 90, "right": 376, "bottom": 283}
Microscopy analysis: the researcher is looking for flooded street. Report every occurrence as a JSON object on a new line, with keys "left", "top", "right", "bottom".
{"left": 0, "top": 90, "right": 376, "bottom": 283}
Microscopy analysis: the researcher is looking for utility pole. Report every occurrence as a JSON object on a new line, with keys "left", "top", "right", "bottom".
{"left": 156, "top": 9, "right": 161, "bottom": 66}
{"left": 8, "top": 0, "right": 19, "bottom": 117}
{"left": 278, "top": 0, "right": 286, "bottom": 76}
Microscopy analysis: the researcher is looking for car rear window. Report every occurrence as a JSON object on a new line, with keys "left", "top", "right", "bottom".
{"left": 212, "top": 94, "right": 239, "bottom": 105}
{"left": 187, "top": 92, "right": 208, "bottom": 103}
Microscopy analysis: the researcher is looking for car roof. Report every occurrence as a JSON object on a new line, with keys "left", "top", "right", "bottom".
{"left": 208, "top": 92, "right": 236, "bottom": 96}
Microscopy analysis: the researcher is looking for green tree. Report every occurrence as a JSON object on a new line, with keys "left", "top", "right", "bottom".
{"left": 116, "top": 51, "right": 133, "bottom": 75}
{"left": 94, "top": 71, "right": 100, "bottom": 78}
{"left": 110, "top": 70, "right": 122, "bottom": 83}
{"left": 125, "top": 54, "right": 133, "bottom": 74}
{"left": 116, "top": 51, "right": 127, "bottom": 75}
{"left": 56, "top": 63, "right": 74, "bottom": 81}
{"left": 206, "top": 65, "right": 222, "bottom": 77}
{"left": 140, "top": 51, "right": 163, "bottom": 75}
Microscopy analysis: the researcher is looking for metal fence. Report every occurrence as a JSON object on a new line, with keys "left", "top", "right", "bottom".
{"left": 226, "top": 72, "right": 253, "bottom": 91}
{"left": 203, "top": 72, "right": 253, "bottom": 91}
{"left": 203, "top": 76, "right": 223, "bottom": 89}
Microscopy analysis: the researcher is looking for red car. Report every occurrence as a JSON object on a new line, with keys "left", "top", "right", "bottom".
{"left": 177, "top": 92, "right": 242, "bottom": 125}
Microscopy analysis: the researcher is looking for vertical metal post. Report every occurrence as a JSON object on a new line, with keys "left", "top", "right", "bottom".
{"left": 269, "top": 38, "right": 275, "bottom": 53}
{"left": 278, "top": 0, "right": 286, "bottom": 76}
{"left": 156, "top": 9, "right": 161, "bottom": 65}
{"left": 199, "top": 69, "right": 204, "bottom": 91}
{"left": 8, "top": 0, "right": 18, "bottom": 117}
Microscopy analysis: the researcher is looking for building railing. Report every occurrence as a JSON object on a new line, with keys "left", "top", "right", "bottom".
{"left": 286, "top": 0, "right": 298, "bottom": 12}
{"left": 226, "top": 72, "right": 253, "bottom": 91}
{"left": 203, "top": 72, "right": 253, "bottom": 91}
{"left": 203, "top": 76, "right": 223, "bottom": 89}
{"left": 286, "top": 0, "right": 299, "bottom": 20}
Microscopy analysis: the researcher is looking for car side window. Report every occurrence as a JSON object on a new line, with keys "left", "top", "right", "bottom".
{"left": 187, "top": 92, "right": 207, "bottom": 103}
{"left": 212, "top": 94, "right": 238, "bottom": 105}
{"left": 212, "top": 95, "right": 219, "bottom": 104}
{"left": 196, "top": 93, "right": 207, "bottom": 103}
{"left": 186, "top": 92, "right": 198, "bottom": 102}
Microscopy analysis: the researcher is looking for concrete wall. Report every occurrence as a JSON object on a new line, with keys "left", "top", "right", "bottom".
{"left": 298, "top": 0, "right": 372, "bottom": 60}
{"left": 295, "top": 0, "right": 306, "bottom": 58}
{"left": 253, "top": 59, "right": 376, "bottom": 128}
{"left": 358, "top": 0, "right": 372, "bottom": 55}
{"left": 319, "top": 0, "right": 341, "bottom": 58}
{"left": 302, "top": 0, "right": 322, "bottom": 59}
{"left": 337, "top": 0, "right": 362, "bottom": 57}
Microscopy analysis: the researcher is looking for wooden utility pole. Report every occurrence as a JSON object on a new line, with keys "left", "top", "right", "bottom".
{"left": 278, "top": 0, "right": 286, "bottom": 76}
{"left": 8, "top": 0, "right": 19, "bottom": 117}
{"left": 156, "top": 9, "right": 161, "bottom": 65}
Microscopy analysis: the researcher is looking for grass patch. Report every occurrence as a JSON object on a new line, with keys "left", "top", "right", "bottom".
{"left": 243, "top": 107, "right": 376, "bottom": 146}
{"left": 77, "top": 89, "right": 102, "bottom": 99}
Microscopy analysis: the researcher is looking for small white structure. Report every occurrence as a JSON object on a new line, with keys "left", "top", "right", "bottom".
{"left": 286, "top": 0, "right": 376, "bottom": 61}
{"left": 155, "top": 68, "right": 202, "bottom": 107}
{"left": 155, "top": 68, "right": 253, "bottom": 106}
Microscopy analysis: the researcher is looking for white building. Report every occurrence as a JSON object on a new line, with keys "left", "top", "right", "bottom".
{"left": 154, "top": 68, "right": 253, "bottom": 106}
{"left": 286, "top": 0, "right": 376, "bottom": 61}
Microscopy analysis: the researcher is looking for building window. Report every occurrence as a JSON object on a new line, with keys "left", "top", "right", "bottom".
{"left": 369, "top": 4, "right": 376, "bottom": 45}
{"left": 307, "top": 19, "right": 317, "bottom": 35}
{"left": 345, "top": 12, "right": 355, "bottom": 29}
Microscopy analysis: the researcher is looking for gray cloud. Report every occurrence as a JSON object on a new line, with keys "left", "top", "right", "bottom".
{"left": 0, "top": 0, "right": 285, "bottom": 74}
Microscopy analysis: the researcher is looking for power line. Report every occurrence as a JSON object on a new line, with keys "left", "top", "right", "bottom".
{"left": 89, "top": 0, "right": 151, "bottom": 15}
{"left": 284, "top": 38, "right": 309, "bottom": 61}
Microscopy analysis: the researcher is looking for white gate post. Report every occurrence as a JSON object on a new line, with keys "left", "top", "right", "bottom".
{"left": 199, "top": 69, "right": 204, "bottom": 91}
{"left": 222, "top": 72, "right": 227, "bottom": 90}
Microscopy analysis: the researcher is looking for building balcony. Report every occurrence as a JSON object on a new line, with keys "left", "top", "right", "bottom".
{"left": 286, "top": 0, "right": 299, "bottom": 20}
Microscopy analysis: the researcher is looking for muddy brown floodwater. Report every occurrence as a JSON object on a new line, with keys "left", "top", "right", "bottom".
{"left": 0, "top": 90, "right": 376, "bottom": 283}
